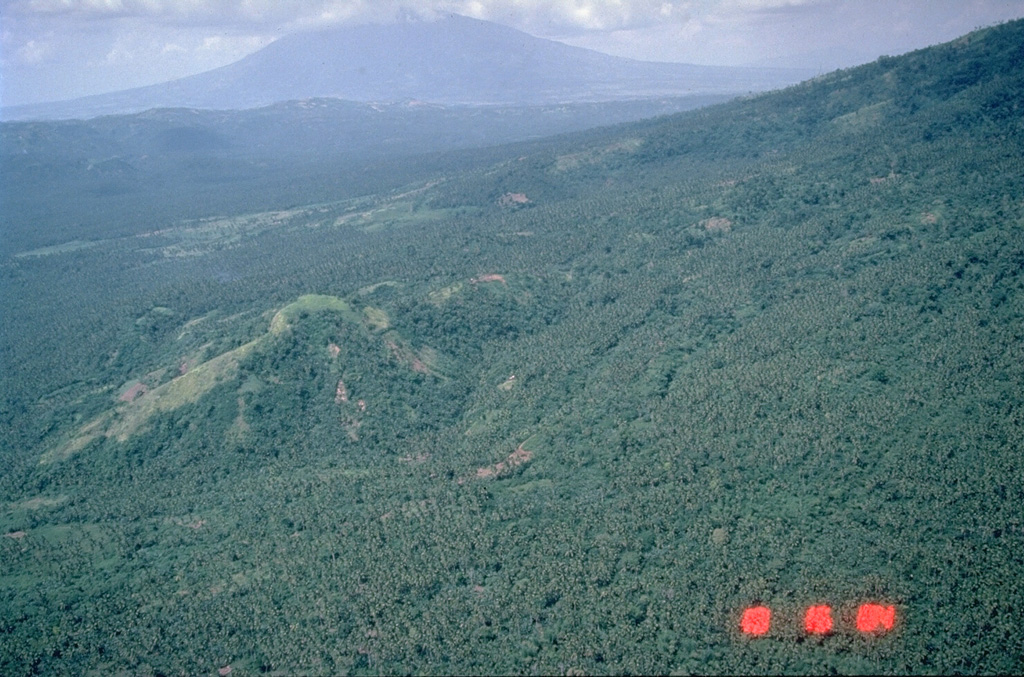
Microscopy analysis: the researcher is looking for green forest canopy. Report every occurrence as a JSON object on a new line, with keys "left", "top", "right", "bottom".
{"left": 1, "top": 19, "right": 1023, "bottom": 675}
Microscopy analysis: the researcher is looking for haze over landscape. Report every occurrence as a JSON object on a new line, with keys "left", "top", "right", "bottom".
{"left": 4, "top": 0, "right": 1024, "bottom": 108}
{"left": 2, "top": 1, "right": 1024, "bottom": 675}
{"left": 1, "top": 13, "right": 815, "bottom": 120}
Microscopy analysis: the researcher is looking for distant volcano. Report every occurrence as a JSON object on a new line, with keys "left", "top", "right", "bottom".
{"left": 3, "top": 13, "right": 811, "bottom": 121}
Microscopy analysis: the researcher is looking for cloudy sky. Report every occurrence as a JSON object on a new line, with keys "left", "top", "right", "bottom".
{"left": 3, "top": 0, "right": 1024, "bottom": 107}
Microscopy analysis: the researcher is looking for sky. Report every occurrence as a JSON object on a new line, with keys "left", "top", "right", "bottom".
{"left": 3, "top": 0, "right": 1024, "bottom": 107}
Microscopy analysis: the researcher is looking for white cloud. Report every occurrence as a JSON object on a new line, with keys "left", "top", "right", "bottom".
{"left": 103, "top": 41, "right": 135, "bottom": 65}
{"left": 14, "top": 38, "right": 52, "bottom": 63}
{"left": 460, "top": 0, "right": 695, "bottom": 33}
{"left": 6, "top": 0, "right": 711, "bottom": 32}
{"left": 11, "top": 0, "right": 327, "bottom": 26}
{"left": 720, "top": 0, "right": 820, "bottom": 8}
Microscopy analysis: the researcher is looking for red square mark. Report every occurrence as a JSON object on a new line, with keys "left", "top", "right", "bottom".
{"left": 857, "top": 604, "right": 895, "bottom": 633}
{"left": 804, "top": 605, "right": 833, "bottom": 634}
{"left": 741, "top": 606, "right": 771, "bottom": 636}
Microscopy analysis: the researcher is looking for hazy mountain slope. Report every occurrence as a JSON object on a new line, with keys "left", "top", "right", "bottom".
{"left": 0, "top": 95, "right": 730, "bottom": 254}
{"left": 2, "top": 14, "right": 809, "bottom": 121}
{"left": 1, "top": 19, "right": 1023, "bottom": 676}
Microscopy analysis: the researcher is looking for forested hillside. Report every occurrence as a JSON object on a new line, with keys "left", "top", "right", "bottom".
{"left": 2, "top": 20, "right": 1023, "bottom": 675}
{"left": 0, "top": 95, "right": 729, "bottom": 254}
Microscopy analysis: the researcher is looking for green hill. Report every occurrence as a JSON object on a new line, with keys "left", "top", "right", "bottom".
{"left": 1, "top": 20, "right": 1023, "bottom": 675}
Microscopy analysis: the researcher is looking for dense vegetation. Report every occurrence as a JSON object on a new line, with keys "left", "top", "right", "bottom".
{"left": 0, "top": 95, "right": 729, "bottom": 255}
{"left": 2, "top": 20, "right": 1023, "bottom": 675}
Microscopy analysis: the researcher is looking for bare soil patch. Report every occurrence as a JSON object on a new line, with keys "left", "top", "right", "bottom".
{"left": 119, "top": 382, "right": 147, "bottom": 402}
{"left": 462, "top": 442, "right": 535, "bottom": 483}
{"left": 498, "top": 192, "right": 530, "bottom": 207}
{"left": 701, "top": 217, "right": 732, "bottom": 233}
{"left": 472, "top": 273, "right": 507, "bottom": 285}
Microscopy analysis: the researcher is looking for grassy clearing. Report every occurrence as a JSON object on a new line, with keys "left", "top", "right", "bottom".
{"left": 362, "top": 306, "right": 391, "bottom": 331}
{"left": 830, "top": 99, "right": 891, "bottom": 132}
{"left": 357, "top": 281, "right": 402, "bottom": 296}
{"left": 106, "top": 338, "right": 261, "bottom": 442}
{"left": 465, "top": 410, "right": 505, "bottom": 436}
{"left": 45, "top": 340, "right": 260, "bottom": 459}
{"left": 553, "top": 137, "right": 643, "bottom": 172}
{"left": 333, "top": 199, "right": 458, "bottom": 233}
{"left": 506, "top": 478, "right": 554, "bottom": 494}
{"left": 40, "top": 414, "right": 112, "bottom": 465}
{"left": 176, "top": 312, "right": 217, "bottom": 340}
{"left": 428, "top": 282, "right": 464, "bottom": 305}
{"left": 13, "top": 240, "right": 98, "bottom": 258}
{"left": 7, "top": 495, "right": 68, "bottom": 511}
{"left": 157, "top": 207, "right": 319, "bottom": 257}
{"left": 269, "top": 294, "right": 356, "bottom": 334}
{"left": 40, "top": 291, "right": 426, "bottom": 462}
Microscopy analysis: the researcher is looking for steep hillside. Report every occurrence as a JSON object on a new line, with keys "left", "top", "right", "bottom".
{"left": 1, "top": 20, "right": 1023, "bottom": 676}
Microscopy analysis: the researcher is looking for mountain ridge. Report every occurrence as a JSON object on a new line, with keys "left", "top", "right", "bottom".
{"left": 2, "top": 13, "right": 811, "bottom": 121}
